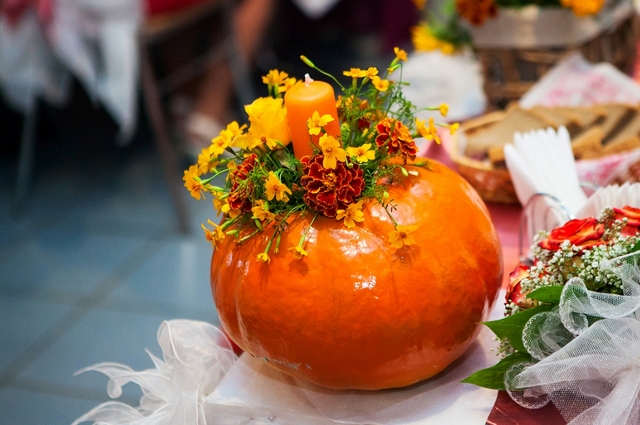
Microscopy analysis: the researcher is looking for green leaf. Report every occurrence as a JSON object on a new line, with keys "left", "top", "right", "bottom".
{"left": 483, "top": 305, "right": 555, "bottom": 353}
{"left": 526, "top": 285, "right": 563, "bottom": 304}
{"left": 461, "top": 351, "right": 532, "bottom": 390}
{"left": 629, "top": 239, "right": 640, "bottom": 254}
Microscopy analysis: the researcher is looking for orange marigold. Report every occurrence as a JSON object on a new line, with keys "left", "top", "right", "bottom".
{"left": 456, "top": 0, "right": 497, "bottom": 26}
{"left": 300, "top": 155, "right": 365, "bottom": 218}
{"left": 375, "top": 118, "right": 418, "bottom": 158}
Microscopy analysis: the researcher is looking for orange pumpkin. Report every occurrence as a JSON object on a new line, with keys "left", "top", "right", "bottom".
{"left": 210, "top": 161, "right": 503, "bottom": 390}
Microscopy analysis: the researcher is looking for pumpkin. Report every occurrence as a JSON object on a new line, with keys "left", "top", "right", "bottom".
{"left": 210, "top": 161, "right": 503, "bottom": 390}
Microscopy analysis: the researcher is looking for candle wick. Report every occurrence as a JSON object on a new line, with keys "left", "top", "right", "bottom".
{"left": 304, "top": 73, "right": 314, "bottom": 86}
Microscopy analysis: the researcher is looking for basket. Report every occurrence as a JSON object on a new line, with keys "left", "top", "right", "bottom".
{"left": 449, "top": 111, "right": 520, "bottom": 204}
{"left": 470, "top": 3, "right": 638, "bottom": 108}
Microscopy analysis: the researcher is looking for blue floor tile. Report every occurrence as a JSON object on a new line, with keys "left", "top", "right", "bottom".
{"left": 0, "top": 387, "right": 104, "bottom": 425}
{"left": 0, "top": 297, "right": 72, "bottom": 375}
{"left": 16, "top": 306, "right": 170, "bottom": 401}
{"left": 0, "top": 228, "right": 148, "bottom": 300}
{"left": 105, "top": 237, "right": 218, "bottom": 324}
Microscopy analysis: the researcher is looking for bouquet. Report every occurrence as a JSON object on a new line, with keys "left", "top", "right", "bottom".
{"left": 182, "top": 48, "right": 458, "bottom": 260}
{"left": 465, "top": 205, "right": 640, "bottom": 424}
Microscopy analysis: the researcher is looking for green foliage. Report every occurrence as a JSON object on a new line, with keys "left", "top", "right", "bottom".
{"left": 483, "top": 304, "right": 555, "bottom": 353}
{"left": 461, "top": 351, "right": 532, "bottom": 390}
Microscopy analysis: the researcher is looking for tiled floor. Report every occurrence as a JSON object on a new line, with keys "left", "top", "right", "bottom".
{"left": 0, "top": 145, "right": 222, "bottom": 424}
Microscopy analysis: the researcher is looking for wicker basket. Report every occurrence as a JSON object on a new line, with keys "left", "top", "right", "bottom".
{"left": 449, "top": 111, "right": 520, "bottom": 204}
{"left": 471, "top": 5, "right": 638, "bottom": 108}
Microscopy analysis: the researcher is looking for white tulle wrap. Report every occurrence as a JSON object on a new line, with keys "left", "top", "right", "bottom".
{"left": 72, "top": 320, "right": 237, "bottom": 425}
{"left": 505, "top": 251, "right": 640, "bottom": 425}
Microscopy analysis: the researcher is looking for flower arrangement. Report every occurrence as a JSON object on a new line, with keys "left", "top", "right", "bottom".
{"left": 183, "top": 49, "right": 457, "bottom": 262}
{"left": 410, "top": 0, "right": 606, "bottom": 53}
{"left": 464, "top": 205, "right": 640, "bottom": 422}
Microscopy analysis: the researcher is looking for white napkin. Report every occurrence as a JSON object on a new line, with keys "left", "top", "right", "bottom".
{"left": 504, "top": 126, "right": 588, "bottom": 240}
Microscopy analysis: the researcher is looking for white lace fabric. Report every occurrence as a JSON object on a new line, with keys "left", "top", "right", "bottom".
{"left": 505, "top": 251, "right": 640, "bottom": 425}
{"left": 72, "top": 320, "right": 237, "bottom": 425}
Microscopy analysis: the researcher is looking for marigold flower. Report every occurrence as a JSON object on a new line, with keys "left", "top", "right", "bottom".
{"left": 388, "top": 225, "right": 418, "bottom": 249}
{"left": 343, "top": 68, "right": 367, "bottom": 78}
{"left": 256, "top": 252, "right": 271, "bottom": 263}
{"left": 252, "top": 200, "right": 275, "bottom": 222}
{"left": 561, "top": 0, "right": 604, "bottom": 17}
{"left": 265, "top": 171, "right": 292, "bottom": 202}
{"left": 456, "top": 0, "right": 497, "bottom": 25}
{"left": 210, "top": 133, "right": 232, "bottom": 157}
{"left": 201, "top": 219, "right": 225, "bottom": 247}
{"left": 307, "top": 111, "right": 335, "bottom": 136}
{"left": 197, "top": 147, "right": 216, "bottom": 174}
{"left": 336, "top": 201, "right": 365, "bottom": 229}
{"left": 262, "top": 69, "right": 289, "bottom": 87}
{"left": 289, "top": 245, "right": 308, "bottom": 259}
{"left": 347, "top": 143, "right": 376, "bottom": 163}
{"left": 300, "top": 155, "right": 365, "bottom": 218}
{"left": 449, "top": 122, "right": 459, "bottom": 136}
{"left": 394, "top": 47, "right": 408, "bottom": 62}
{"left": 365, "top": 67, "right": 378, "bottom": 79}
{"left": 183, "top": 165, "right": 205, "bottom": 200}
{"left": 411, "top": 0, "right": 427, "bottom": 10}
{"left": 376, "top": 118, "right": 418, "bottom": 157}
{"left": 227, "top": 153, "right": 258, "bottom": 212}
{"left": 371, "top": 76, "right": 390, "bottom": 92}
{"left": 439, "top": 103, "right": 449, "bottom": 117}
{"left": 278, "top": 77, "right": 297, "bottom": 93}
{"left": 319, "top": 134, "right": 347, "bottom": 169}
{"left": 416, "top": 117, "right": 441, "bottom": 145}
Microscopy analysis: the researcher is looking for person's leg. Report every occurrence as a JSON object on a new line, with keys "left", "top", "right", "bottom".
{"left": 187, "top": 0, "right": 275, "bottom": 149}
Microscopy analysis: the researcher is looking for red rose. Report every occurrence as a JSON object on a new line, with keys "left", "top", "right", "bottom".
{"left": 613, "top": 206, "right": 640, "bottom": 237}
{"left": 506, "top": 264, "right": 532, "bottom": 309}
{"left": 538, "top": 217, "right": 606, "bottom": 251}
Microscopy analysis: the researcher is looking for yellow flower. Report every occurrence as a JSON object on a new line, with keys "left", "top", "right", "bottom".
{"left": 183, "top": 165, "right": 205, "bottom": 200}
{"left": 210, "top": 132, "right": 232, "bottom": 157}
{"left": 252, "top": 199, "right": 275, "bottom": 221}
{"left": 336, "top": 201, "right": 365, "bottom": 229}
{"left": 256, "top": 252, "right": 271, "bottom": 263}
{"left": 201, "top": 219, "right": 225, "bottom": 247}
{"left": 289, "top": 245, "right": 308, "bottom": 259}
{"left": 197, "top": 147, "right": 216, "bottom": 174}
{"left": 411, "top": 24, "right": 456, "bottom": 54}
{"left": 439, "top": 103, "right": 449, "bottom": 117}
{"left": 365, "top": 67, "right": 378, "bottom": 79}
{"left": 265, "top": 171, "right": 292, "bottom": 202}
{"left": 347, "top": 143, "right": 376, "bottom": 163}
{"left": 343, "top": 68, "right": 366, "bottom": 78}
{"left": 388, "top": 225, "right": 418, "bottom": 249}
{"left": 307, "top": 111, "right": 335, "bottom": 136}
{"left": 449, "top": 122, "right": 460, "bottom": 136}
{"left": 563, "top": 0, "right": 604, "bottom": 17}
{"left": 319, "top": 134, "right": 347, "bottom": 169}
{"left": 262, "top": 69, "right": 289, "bottom": 87}
{"left": 416, "top": 117, "right": 441, "bottom": 144}
{"left": 213, "top": 194, "right": 225, "bottom": 212}
{"left": 394, "top": 47, "right": 408, "bottom": 62}
{"left": 278, "top": 77, "right": 297, "bottom": 93}
{"left": 371, "top": 76, "right": 390, "bottom": 92}
{"left": 239, "top": 97, "right": 290, "bottom": 150}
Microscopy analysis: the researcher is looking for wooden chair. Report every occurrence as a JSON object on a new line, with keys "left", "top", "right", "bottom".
{"left": 139, "top": 0, "right": 255, "bottom": 233}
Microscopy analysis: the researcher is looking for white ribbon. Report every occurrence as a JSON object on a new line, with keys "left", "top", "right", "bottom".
{"left": 72, "top": 320, "right": 237, "bottom": 425}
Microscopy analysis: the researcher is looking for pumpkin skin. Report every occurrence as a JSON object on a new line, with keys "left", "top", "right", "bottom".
{"left": 210, "top": 161, "right": 503, "bottom": 390}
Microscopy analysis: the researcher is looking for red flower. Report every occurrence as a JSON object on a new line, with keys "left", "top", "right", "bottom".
{"left": 456, "top": 0, "right": 498, "bottom": 26}
{"left": 506, "top": 264, "right": 532, "bottom": 309}
{"left": 613, "top": 206, "right": 640, "bottom": 237}
{"left": 538, "top": 217, "right": 606, "bottom": 252}
{"left": 300, "top": 155, "right": 365, "bottom": 218}
{"left": 375, "top": 118, "right": 417, "bottom": 158}
{"left": 227, "top": 153, "right": 258, "bottom": 212}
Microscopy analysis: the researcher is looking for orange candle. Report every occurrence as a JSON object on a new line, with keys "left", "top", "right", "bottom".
{"left": 284, "top": 75, "right": 341, "bottom": 159}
